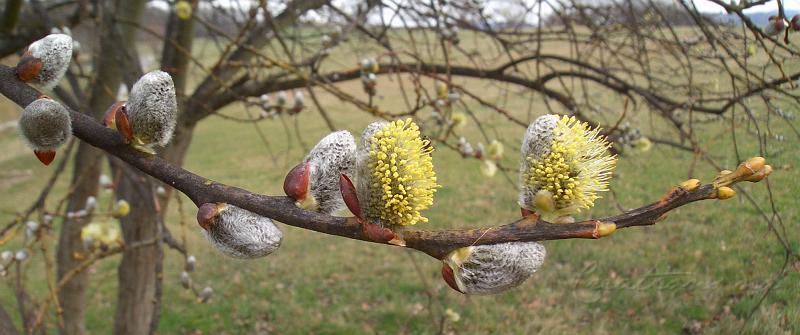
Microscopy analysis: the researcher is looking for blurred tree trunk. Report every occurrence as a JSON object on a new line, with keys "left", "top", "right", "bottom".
{"left": 112, "top": 165, "right": 162, "bottom": 335}
{"left": 0, "top": 305, "right": 19, "bottom": 335}
{"left": 55, "top": 1, "right": 145, "bottom": 334}
{"left": 111, "top": 4, "right": 196, "bottom": 334}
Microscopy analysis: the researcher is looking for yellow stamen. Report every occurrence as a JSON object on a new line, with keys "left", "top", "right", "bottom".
{"left": 364, "top": 119, "right": 439, "bottom": 226}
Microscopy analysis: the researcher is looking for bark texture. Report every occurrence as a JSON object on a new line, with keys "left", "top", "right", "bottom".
{"left": 55, "top": 1, "right": 146, "bottom": 334}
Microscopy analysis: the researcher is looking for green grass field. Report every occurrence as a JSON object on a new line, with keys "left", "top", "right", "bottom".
{"left": 1, "top": 30, "right": 798, "bottom": 334}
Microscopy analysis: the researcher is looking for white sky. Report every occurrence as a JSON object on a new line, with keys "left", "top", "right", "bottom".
{"left": 693, "top": 0, "right": 800, "bottom": 13}
{"left": 149, "top": 0, "right": 800, "bottom": 23}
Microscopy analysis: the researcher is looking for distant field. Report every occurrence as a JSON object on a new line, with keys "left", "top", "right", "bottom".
{"left": 0, "top": 29, "right": 797, "bottom": 334}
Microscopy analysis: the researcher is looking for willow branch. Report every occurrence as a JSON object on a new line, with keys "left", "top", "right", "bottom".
{"left": 0, "top": 65, "right": 747, "bottom": 259}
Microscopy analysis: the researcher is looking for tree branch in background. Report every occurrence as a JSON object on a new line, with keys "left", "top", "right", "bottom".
{"left": 0, "top": 65, "right": 768, "bottom": 260}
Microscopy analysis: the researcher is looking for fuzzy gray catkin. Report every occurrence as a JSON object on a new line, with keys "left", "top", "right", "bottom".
{"left": 127, "top": 70, "right": 177, "bottom": 147}
{"left": 18, "top": 98, "right": 71, "bottom": 152}
{"left": 304, "top": 131, "right": 356, "bottom": 215}
{"left": 445, "top": 242, "right": 546, "bottom": 295}
{"left": 199, "top": 203, "right": 282, "bottom": 259}
{"left": 25, "top": 34, "right": 73, "bottom": 89}
{"left": 518, "top": 114, "right": 558, "bottom": 211}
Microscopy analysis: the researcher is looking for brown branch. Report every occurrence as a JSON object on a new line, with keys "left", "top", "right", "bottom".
{"left": 0, "top": 65, "right": 753, "bottom": 260}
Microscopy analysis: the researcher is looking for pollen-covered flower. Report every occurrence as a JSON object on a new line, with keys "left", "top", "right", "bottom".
{"left": 357, "top": 119, "right": 439, "bottom": 226}
{"left": 519, "top": 115, "right": 616, "bottom": 221}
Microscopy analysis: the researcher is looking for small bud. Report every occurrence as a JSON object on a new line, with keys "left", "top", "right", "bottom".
{"left": 480, "top": 160, "right": 497, "bottom": 177}
{"left": 360, "top": 58, "right": 378, "bottom": 73}
{"left": 715, "top": 157, "right": 769, "bottom": 187}
{"left": 15, "top": 250, "right": 29, "bottom": 262}
{"left": 746, "top": 45, "right": 757, "bottom": 58}
{"left": 74, "top": 209, "right": 87, "bottom": 218}
{"left": 99, "top": 174, "right": 113, "bottom": 189}
{"left": 103, "top": 101, "right": 126, "bottom": 129}
{"left": 85, "top": 196, "right": 97, "bottom": 211}
{"left": 25, "top": 220, "right": 40, "bottom": 238}
{"left": 736, "top": 156, "right": 765, "bottom": 176}
{"left": 175, "top": 0, "right": 193, "bottom": 20}
{"left": 321, "top": 34, "right": 332, "bottom": 46}
{"left": 436, "top": 82, "right": 448, "bottom": 98}
{"left": 114, "top": 200, "right": 130, "bottom": 218}
{"left": 791, "top": 15, "right": 800, "bottom": 31}
{"left": 487, "top": 140, "right": 504, "bottom": 160}
{"left": 1, "top": 251, "right": 13, "bottom": 262}
{"left": 450, "top": 112, "right": 467, "bottom": 130}
{"left": 276, "top": 92, "right": 288, "bottom": 107}
{"left": 764, "top": 16, "right": 787, "bottom": 36}
{"left": 596, "top": 222, "right": 616, "bottom": 237}
{"left": 445, "top": 308, "right": 461, "bottom": 323}
{"left": 185, "top": 255, "right": 196, "bottom": 272}
{"left": 447, "top": 90, "right": 461, "bottom": 103}
{"left": 744, "top": 165, "right": 773, "bottom": 182}
{"left": 679, "top": 179, "right": 701, "bottom": 192}
{"left": 180, "top": 271, "right": 191, "bottom": 289}
{"left": 18, "top": 97, "right": 72, "bottom": 165}
{"left": 198, "top": 286, "right": 213, "bottom": 303}
{"left": 630, "top": 137, "right": 652, "bottom": 153}
{"left": 457, "top": 136, "right": 474, "bottom": 156}
{"left": 42, "top": 214, "right": 53, "bottom": 224}
{"left": 717, "top": 186, "right": 736, "bottom": 200}
{"left": 25, "top": 220, "right": 39, "bottom": 231}
{"left": 291, "top": 91, "right": 305, "bottom": 114}
{"left": 156, "top": 186, "right": 167, "bottom": 197}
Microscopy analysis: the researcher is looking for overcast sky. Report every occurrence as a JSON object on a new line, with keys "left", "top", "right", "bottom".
{"left": 153, "top": 0, "right": 800, "bottom": 24}
{"left": 693, "top": 0, "right": 800, "bottom": 13}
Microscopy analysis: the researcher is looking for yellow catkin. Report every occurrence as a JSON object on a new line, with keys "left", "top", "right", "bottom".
{"left": 525, "top": 116, "right": 616, "bottom": 214}
{"left": 365, "top": 119, "right": 439, "bottom": 226}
